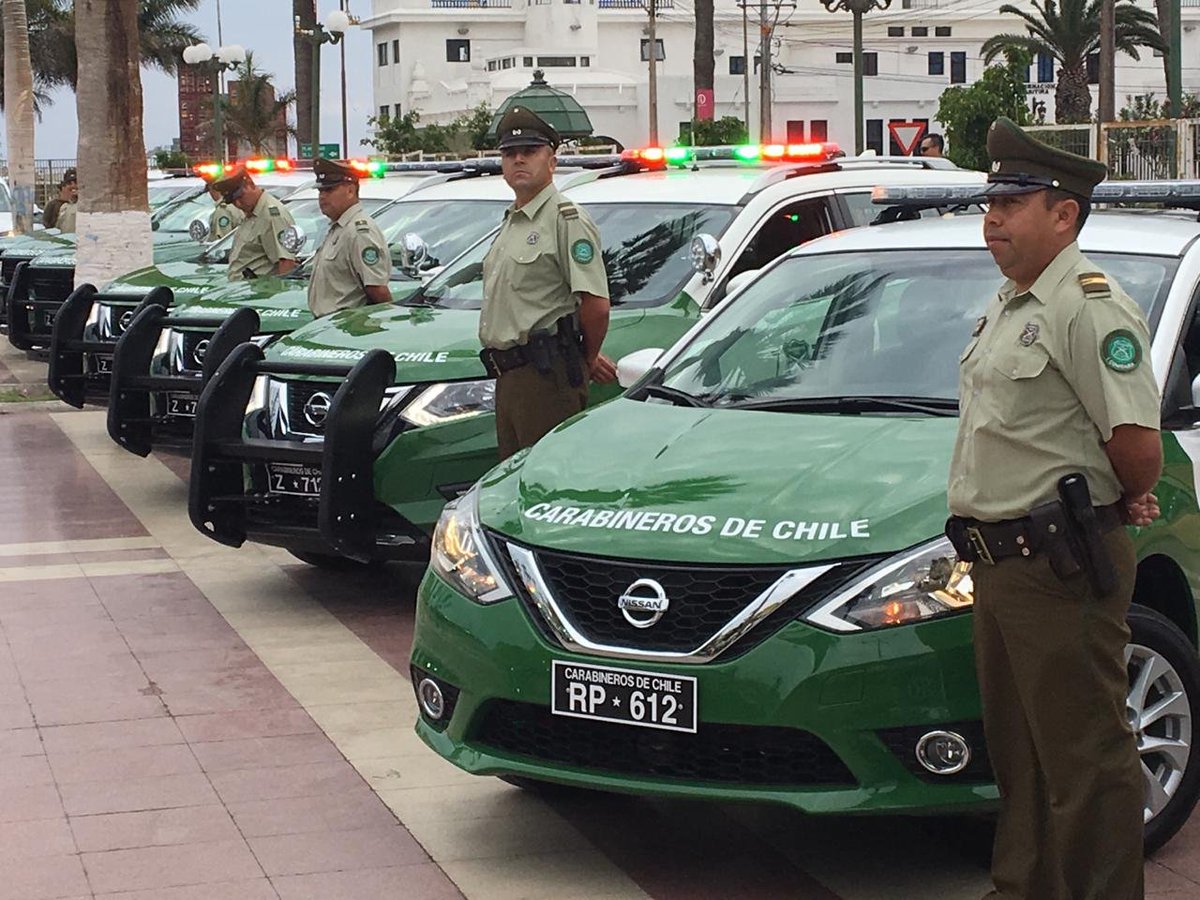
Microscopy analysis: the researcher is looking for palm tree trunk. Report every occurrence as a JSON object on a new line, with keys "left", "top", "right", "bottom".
{"left": 1055, "top": 63, "right": 1093, "bottom": 124}
{"left": 294, "top": 0, "right": 316, "bottom": 153}
{"left": 3, "top": 0, "right": 36, "bottom": 234}
{"left": 693, "top": 0, "right": 714, "bottom": 125}
{"left": 73, "top": 0, "right": 151, "bottom": 288}
{"left": 1153, "top": 0, "right": 1178, "bottom": 114}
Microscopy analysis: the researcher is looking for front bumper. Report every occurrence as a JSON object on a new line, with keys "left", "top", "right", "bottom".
{"left": 410, "top": 570, "right": 998, "bottom": 816}
{"left": 7, "top": 261, "right": 75, "bottom": 352}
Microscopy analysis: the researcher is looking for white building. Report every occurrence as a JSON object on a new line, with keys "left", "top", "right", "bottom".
{"left": 362, "top": 0, "right": 1200, "bottom": 151}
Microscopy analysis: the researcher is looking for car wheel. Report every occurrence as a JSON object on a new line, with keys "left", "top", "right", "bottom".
{"left": 1128, "top": 605, "right": 1200, "bottom": 853}
{"left": 287, "top": 550, "right": 380, "bottom": 571}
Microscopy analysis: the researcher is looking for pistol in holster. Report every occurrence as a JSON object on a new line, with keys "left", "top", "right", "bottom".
{"left": 1057, "top": 472, "right": 1119, "bottom": 597}
{"left": 556, "top": 315, "right": 585, "bottom": 388}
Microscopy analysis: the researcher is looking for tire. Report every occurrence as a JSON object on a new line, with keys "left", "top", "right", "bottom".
{"left": 1128, "top": 605, "right": 1200, "bottom": 854}
{"left": 287, "top": 550, "right": 380, "bottom": 571}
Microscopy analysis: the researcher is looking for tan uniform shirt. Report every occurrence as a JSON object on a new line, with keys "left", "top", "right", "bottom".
{"left": 228, "top": 190, "right": 296, "bottom": 281}
{"left": 306, "top": 202, "right": 392, "bottom": 317}
{"left": 209, "top": 201, "right": 244, "bottom": 240}
{"left": 55, "top": 201, "right": 77, "bottom": 233}
{"left": 948, "top": 242, "right": 1160, "bottom": 521}
{"left": 479, "top": 181, "right": 609, "bottom": 350}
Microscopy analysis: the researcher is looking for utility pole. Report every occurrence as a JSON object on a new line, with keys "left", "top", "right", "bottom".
{"left": 742, "top": 1, "right": 750, "bottom": 136}
{"left": 1169, "top": 0, "right": 1182, "bottom": 116}
{"left": 1099, "top": 0, "right": 1115, "bottom": 123}
{"left": 340, "top": 0, "right": 350, "bottom": 157}
{"left": 647, "top": 0, "right": 659, "bottom": 144}
{"left": 759, "top": 0, "right": 771, "bottom": 142}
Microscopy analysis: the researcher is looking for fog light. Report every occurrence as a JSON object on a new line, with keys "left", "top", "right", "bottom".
{"left": 915, "top": 730, "right": 971, "bottom": 775}
{"left": 417, "top": 677, "right": 446, "bottom": 720}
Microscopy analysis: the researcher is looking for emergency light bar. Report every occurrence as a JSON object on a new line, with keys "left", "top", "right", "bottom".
{"left": 622, "top": 142, "right": 842, "bottom": 169}
{"left": 378, "top": 154, "right": 625, "bottom": 175}
{"left": 348, "top": 159, "right": 387, "bottom": 178}
{"left": 873, "top": 180, "right": 1200, "bottom": 211}
{"left": 192, "top": 158, "right": 297, "bottom": 180}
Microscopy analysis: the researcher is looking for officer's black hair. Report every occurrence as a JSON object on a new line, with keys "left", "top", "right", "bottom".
{"left": 1043, "top": 187, "right": 1091, "bottom": 235}
{"left": 922, "top": 133, "right": 945, "bottom": 153}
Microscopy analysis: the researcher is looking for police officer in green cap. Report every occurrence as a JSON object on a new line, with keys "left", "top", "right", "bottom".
{"left": 209, "top": 168, "right": 297, "bottom": 281}
{"left": 206, "top": 182, "right": 244, "bottom": 241}
{"left": 306, "top": 158, "right": 392, "bottom": 317}
{"left": 479, "top": 105, "right": 614, "bottom": 460}
{"left": 947, "top": 117, "right": 1161, "bottom": 899}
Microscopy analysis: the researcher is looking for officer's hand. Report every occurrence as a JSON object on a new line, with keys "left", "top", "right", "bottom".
{"left": 1124, "top": 492, "right": 1160, "bottom": 527}
{"left": 589, "top": 353, "right": 617, "bottom": 384}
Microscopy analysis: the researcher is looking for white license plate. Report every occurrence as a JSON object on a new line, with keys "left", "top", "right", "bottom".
{"left": 166, "top": 393, "right": 197, "bottom": 418}
{"left": 266, "top": 462, "right": 322, "bottom": 497}
{"left": 551, "top": 660, "right": 697, "bottom": 733}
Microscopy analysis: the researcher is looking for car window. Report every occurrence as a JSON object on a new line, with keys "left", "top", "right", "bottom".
{"left": 662, "top": 249, "right": 1178, "bottom": 406}
{"left": 421, "top": 202, "right": 739, "bottom": 309}
{"left": 726, "top": 198, "right": 834, "bottom": 282}
{"left": 840, "top": 191, "right": 982, "bottom": 228}
{"left": 200, "top": 196, "right": 387, "bottom": 265}
{"left": 152, "top": 192, "right": 209, "bottom": 233}
{"left": 373, "top": 199, "right": 509, "bottom": 278}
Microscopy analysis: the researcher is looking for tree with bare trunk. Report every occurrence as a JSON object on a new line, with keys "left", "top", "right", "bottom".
{"left": 73, "top": 0, "right": 151, "bottom": 288}
{"left": 693, "top": 0, "right": 714, "bottom": 130}
{"left": 3, "top": 0, "right": 36, "bottom": 233}
{"left": 293, "top": 0, "right": 315, "bottom": 153}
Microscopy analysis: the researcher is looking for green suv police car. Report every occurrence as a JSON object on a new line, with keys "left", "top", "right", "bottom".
{"left": 409, "top": 183, "right": 1200, "bottom": 851}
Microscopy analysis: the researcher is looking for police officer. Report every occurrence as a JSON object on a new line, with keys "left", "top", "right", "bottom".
{"left": 480, "top": 106, "right": 614, "bottom": 460}
{"left": 947, "top": 117, "right": 1161, "bottom": 899}
{"left": 209, "top": 168, "right": 297, "bottom": 281}
{"left": 306, "top": 158, "right": 392, "bottom": 317}
{"left": 206, "top": 184, "right": 244, "bottom": 240}
{"left": 44, "top": 168, "right": 78, "bottom": 232}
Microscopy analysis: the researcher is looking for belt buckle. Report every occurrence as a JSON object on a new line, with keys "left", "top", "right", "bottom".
{"left": 965, "top": 526, "right": 994, "bottom": 565}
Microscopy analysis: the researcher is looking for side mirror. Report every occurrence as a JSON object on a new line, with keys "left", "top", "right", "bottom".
{"left": 1191, "top": 372, "right": 1200, "bottom": 409}
{"left": 188, "top": 218, "right": 210, "bottom": 242}
{"left": 724, "top": 269, "right": 760, "bottom": 300}
{"left": 617, "top": 347, "right": 664, "bottom": 389}
{"left": 279, "top": 224, "right": 307, "bottom": 255}
{"left": 689, "top": 233, "right": 721, "bottom": 284}
{"left": 401, "top": 232, "right": 431, "bottom": 275}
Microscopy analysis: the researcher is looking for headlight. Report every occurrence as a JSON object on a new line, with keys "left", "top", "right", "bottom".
{"left": 250, "top": 333, "right": 273, "bottom": 348}
{"left": 245, "top": 375, "right": 269, "bottom": 416}
{"left": 402, "top": 379, "right": 495, "bottom": 428}
{"left": 803, "top": 537, "right": 973, "bottom": 632}
{"left": 430, "top": 486, "right": 512, "bottom": 604}
{"left": 86, "top": 302, "right": 102, "bottom": 328}
{"left": 155, "top": 327, "right": 175, "bottom": 357}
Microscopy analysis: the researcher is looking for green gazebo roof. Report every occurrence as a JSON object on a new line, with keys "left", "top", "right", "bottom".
{"left": 487, "top": 70, "right": 594, "bottom": 141}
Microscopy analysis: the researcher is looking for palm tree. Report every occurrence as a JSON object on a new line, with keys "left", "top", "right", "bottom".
{"left": 981, "top": 0, "right": 1163, "bottom": 124}
{"left": 3, "top": 0, "right": 36, "bottom": 233}
{"left": 293, "top": 0, "right": 316, "bottom": 152}
{"left": 219, "top": 54, "right": 297, "bottom": 156}
{"left": 693, "top": 0, "right": 714, "bottom": 127}
{"left": 0, "top": 0, "right": 203, "bottom": 106}
{"left": 74, "top": 0, "right": 152, "bottom": 288}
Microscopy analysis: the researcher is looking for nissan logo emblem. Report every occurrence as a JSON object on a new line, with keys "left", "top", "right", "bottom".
{"left": 119, "top": 310, "right": 134, "bottom": 330}
{"left": 193, "top": 339, "right": 210, "bottom": 363}
{"left": 303, "top": 391, "right": 332, "bottom": 428}
{"left": 617, "top": 578, "right": 670, "bottom": 629}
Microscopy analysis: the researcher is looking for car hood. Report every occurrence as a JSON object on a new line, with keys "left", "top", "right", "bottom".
{"left": 160, "top": 277, "right": 314, "bottom": 334}
{"left": 103, "top": 259, "right": 229, "bottom": 300}
{"left": 478, "top": 398, "right": 957, "bottom": 566}
{"left": 0, "top": 232, "right": 73, "bottom": 255}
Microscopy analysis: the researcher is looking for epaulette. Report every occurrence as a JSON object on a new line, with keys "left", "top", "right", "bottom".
{"left": 558, "top": 201, "right": 579, "bottom": 220}
{"left": 268, "top": 206, "right": 281, "bottom": 217}
{"left": 1078, "top": 272, "right": 1110, "bottom": 297}
{"left": 354, "top": 219, "right": 371, "bottom": 232}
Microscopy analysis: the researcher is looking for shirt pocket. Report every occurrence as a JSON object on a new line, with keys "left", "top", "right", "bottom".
{"left": 990, "top": 346, "right": 1050, "bottom": 424}
{"left": 511, "top": 248, "right": 558, "bottom": 293}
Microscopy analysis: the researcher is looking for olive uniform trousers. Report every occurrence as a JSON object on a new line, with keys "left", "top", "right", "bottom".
{"left": 972, "top": 527, "right": 1143, "bottom": 900}
{"left": 494, "top": 354, "right": 589, "bottom": 460}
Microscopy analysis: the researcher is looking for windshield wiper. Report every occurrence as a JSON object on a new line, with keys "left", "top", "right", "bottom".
{"left": 636, "top": 382, "right": 713, "bottom": 408}
{"left": 727, "top": 395, "right": 958, "bottom": 417}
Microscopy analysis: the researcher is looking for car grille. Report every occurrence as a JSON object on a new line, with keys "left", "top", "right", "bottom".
{"left": 180, "top": 330, "right": 213, "bottom": 373}
{"left": 283, "top": 380, "right": 341, "bottom": 437}
{"left": 509, "top": 545, "right": 874, "bottom": 655}
{"left": 474, "top": 700, "right": 856, "bottom": 787}
{"left": 29, "top": 267, "right": 75, "bottom": 305}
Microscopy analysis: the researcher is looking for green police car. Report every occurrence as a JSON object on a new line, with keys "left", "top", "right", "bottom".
{"left": 188, "top": 145, "right": 987, "bottom": 568}
{"left": 408, "top": 183, "right": 1200, "bottom": 851}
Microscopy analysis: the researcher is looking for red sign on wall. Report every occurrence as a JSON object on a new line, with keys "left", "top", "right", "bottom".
{"left": 695, "top": 89, "right": 714, "bottom": 121}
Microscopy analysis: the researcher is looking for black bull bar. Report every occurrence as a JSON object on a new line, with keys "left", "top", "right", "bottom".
{"left": 107, "top": 304, "right": 260, "bottom": 457}
{"left": 189, "top": 344, "right": 396, "bottom": 563}
{"left": 7, "top": 261, "right": 63, "bottom": 351}
{"left": 47, "top": 284, "right": 174, "bottom": 407}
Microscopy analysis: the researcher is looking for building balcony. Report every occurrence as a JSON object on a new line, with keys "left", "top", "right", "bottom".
{"left": 430, "top": 0, "right": 512, "bottom": 7}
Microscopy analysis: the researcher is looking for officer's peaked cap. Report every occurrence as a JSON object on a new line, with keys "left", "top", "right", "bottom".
{"left": 497, "top": 106, "right": 560, "bottom": 151}
{"left": 313, "top": 158, "right": 360, "bottom": 186}
{"left": 984, "top": 116, "right": 1107, "bottom": 200}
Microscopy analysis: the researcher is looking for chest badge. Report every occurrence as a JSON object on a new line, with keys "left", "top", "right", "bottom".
{"left": 1018, "top": 322, "right": 1039, "bottom": 346}
{"left": 972, "top": 316, "right": 987, "bottom": 337}
{"left": 526, "top": 232, "right": 539, "bottom": 245}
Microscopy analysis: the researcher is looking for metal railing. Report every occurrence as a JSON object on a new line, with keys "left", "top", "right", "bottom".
{"left": 599, "top": 0, "right": 673, "bottom": 7}
{"left": 1028, "top": 119, "right": 1200, "bottom": 179}
{"left": 430, "top": 0, "right": 511, "bottom": 7}
{"left": 1025, "top": 124, "right": 1095, "bottom": 159}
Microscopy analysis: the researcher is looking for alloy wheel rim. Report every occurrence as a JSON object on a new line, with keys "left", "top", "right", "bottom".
{"left": 1126, "top": 642, "right": 1193, "bottom": 823}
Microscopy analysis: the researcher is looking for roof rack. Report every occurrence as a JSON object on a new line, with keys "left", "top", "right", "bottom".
{"left": 873, "top": 180, "right": 1200, "bottom": 220}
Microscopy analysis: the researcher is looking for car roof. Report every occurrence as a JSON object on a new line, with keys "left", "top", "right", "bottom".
{"left": 795, "top": 210, "right": 1200, "bottom": 258}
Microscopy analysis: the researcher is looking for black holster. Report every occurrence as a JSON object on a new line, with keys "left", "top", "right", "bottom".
{"left": 1058, "top": 473, "right": 1119, "bottom": 597}
{"left": 555, "top": 315, "right": 585, "bottom": 388}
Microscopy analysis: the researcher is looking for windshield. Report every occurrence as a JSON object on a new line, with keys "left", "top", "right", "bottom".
{"left": 373, "top": 199, "right": 508, "bottom": 279}
{"left": 148, "top": 183, "right": 193, "bottom": 208}
{"left": 201, "top": 196, "right": 388, "bottom": 265}
{"left": 419, "top": 202, "right": 739, "bottom": 309}
{"left": 659, "top": 249, "right": 1177, "bottom": 408}
{"left": 152, "top": 191, "right": 208, "bottom": 232}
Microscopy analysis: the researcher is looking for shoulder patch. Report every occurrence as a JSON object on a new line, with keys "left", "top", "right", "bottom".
{"left": 1078, "top": 271, "right": 1110, "bottom": 296}
{"left": 361, "top": 246, "right": 382, "bottom": 266}
{"left": 571, "top": 239, "right": 595, "bottom": 265}
{"left": 1101, "top": 328, "right": 1141, "bottom": 373}
{"left": 558, "top": 201, "right": 579, "bottom": 221}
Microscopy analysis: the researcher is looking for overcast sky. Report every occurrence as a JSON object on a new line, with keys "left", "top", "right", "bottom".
{"left": 26, "top": 0, "right": 374, "bottom": 159}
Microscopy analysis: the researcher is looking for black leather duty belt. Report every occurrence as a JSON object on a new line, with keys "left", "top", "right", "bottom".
{"left": 479, "top": 345, "right": 528, "bottom": 377}
{"left": 948, "top": 502, "right": 1123, "bottom": 566}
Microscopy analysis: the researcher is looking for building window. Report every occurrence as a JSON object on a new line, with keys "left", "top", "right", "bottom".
{"left": 835, "top": 51, "right": 852, "bottom": 64}
{"left": 395, "top": 104, "right": 403, "bottom": 118}
{"left": 379, "top": 105, "right": 390, "bottom": 120}
{"left": 911, "top": 26, "right": 928, "bottom": 37}
{"left": 447, "top": 39, "right": 470, "bottom": 63}
{"left": 810, "top": 120, "right": 828, "bottom": 141}
{"left": 786, "top": 120, "right": 805, "bottom": 142}
{"left": 538, "top": 56, "right": 577, "bottom": 67}
{"left": 864, "top": 52, "right": 878, "bottom": 76}
{"left": 377, "top": 42, "right": 388, "bottom": 67}
{"left": 934, "top": 26, "right": 951, "bottom": 37}
{"left": 887, "top": 26, "right": 904, "bottom": 37}
{"left": 392, "top": 39, "right": 400, "bottom": 64}
{"left": 1086, "top": 51, "right": 1099, "bottom": 84}
{"left": 487, "top": 60, "right": 497, "bottom": 71}
{"left": 928, "top": 51, "right": 943, "bottom": 75}
{"left": 950, "top": 51, "right": 966, "bottom": 83}
{"left": 502, "top": 57, "right": 514, "bottom": 69}
{"left": 866, "top": 119, "right": 884, "bottom": 155}
{"left": 730, "top": 55, "right": 746, "bottom": 75}
{"left": 640, "top": 38, "right": 665, "bottom": 61}
{"left": 581, "top": 56, "right": 590, "bottom": 66}
{"left": 523, "top": 56, "right": 534, "bottom": 67}
{"left": 1037, "top": 51, "right": 1054, "bottom": 83}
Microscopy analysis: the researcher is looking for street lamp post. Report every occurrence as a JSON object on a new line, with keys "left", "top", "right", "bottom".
{"left": 819, "top": 0, "right": 891, "bottom": 155}
{"left": 182, "top": 42, "right": 247, "bottom": 162}
{"left": 293, "top": 9, "right": 357, "bottom": 159}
